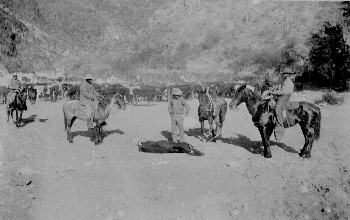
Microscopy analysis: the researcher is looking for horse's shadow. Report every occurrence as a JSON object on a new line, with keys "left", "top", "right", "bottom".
{"left": 20, "top": 114, "right": 49, "bottom": 127}
{"left": 70, "top": 129, "right": 125, "bottom": 143}
{"left": 218, "top": 134, "right": 298, "bottom": 156}
{"left": 20, "top": 114, "right": 37, "bottom": 126}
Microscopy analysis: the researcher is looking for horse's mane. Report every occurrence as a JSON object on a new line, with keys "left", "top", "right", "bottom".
{"left": 236, "top": 84, "right": 263, "bottom": 101}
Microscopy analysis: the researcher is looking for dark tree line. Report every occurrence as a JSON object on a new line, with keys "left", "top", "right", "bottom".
{"left": 297, "top": 22, "right": 350, "bottom": 91}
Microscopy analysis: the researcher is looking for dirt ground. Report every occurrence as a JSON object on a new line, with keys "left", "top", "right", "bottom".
{"left": 0, "top": 91, "right": 350, "bottom": 220}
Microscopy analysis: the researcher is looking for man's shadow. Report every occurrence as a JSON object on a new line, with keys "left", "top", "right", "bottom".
{"left": 218, "top": 134, "right": 298, "bottom": 156}
{"left": 70, "top": 129, "right": 124, "bottom": 143}
{"left": 184, "top": 128, "right": 211, "bottom": 141}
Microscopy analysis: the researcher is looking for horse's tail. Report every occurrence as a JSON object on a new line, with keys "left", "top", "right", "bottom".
{"left": 313, "top": 108, "right": 321, "bottom": 141}
{"left": 63, "top": 104, "right": 67, "bottom": 131}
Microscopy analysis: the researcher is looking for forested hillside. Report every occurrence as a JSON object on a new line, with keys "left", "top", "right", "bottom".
{"left": 0, "top": 0, "right": 346, "bottom": 83}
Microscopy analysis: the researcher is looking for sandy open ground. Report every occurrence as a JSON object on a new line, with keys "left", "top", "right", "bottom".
{"left": 0, "top": 91, "right": 350, "bottom": 220}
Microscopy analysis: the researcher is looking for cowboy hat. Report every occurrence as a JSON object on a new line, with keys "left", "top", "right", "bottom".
{"left": 281, "top": 67, "right": 294, "bottom": 75}
{"left": 13, "top": 73, "right": 18, "bottom": 77}
{"left": 172, "top": 88, "right": 183, "bottom": 96}
{"left": 84, "top": 74, "right": 93, "bottom": 80}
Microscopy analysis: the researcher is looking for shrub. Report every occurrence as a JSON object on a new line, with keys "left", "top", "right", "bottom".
{"left": 306, "top": 22, "right": 350, "bottom": 91}
{"left": 314, "top": 91, "right": 344, "bottom": 105}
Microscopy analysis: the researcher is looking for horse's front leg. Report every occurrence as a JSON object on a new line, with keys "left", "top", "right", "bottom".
{"left": 209, "top": 119, "right": 216, "bottom": 142}
{"left": 18, "top": 111, "right": 23, "bottom": 127}
{"left": 7, "top": 109, "right": 10, "bottom": 123}
{"left": 200, "top": 120, "right": 205, "bottom": 141}
{"left": 15, "top": 110, "right": 20, "bottom": 127}
{"left": 15, "top": 110, "right": 18, "bottom": 123}
{"left": 258, "top": 126, "right": 272, "bottom": 158}
{"left": 95, "top": 125, "right": 102, "bottom": 145}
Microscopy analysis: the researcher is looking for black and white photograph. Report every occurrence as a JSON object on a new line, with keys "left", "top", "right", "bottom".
{"left": 1, "top": 0, "right": 350, "bottom": 219}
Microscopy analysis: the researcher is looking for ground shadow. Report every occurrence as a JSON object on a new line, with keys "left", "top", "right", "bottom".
{"left": 132, "top": 103, "right": 157, "bottom": 107}
{"left": 185, "top": 128, "right": 210, "bottom": 140}
{"left": 70, "top": 129, "right": 125, "bottom": 143}
{"left": 138, "top": 140, "right": 204, "bottom": 156}
{"left": 219, "top": 134, "right": 298, "bottom": 156}
{"left": 20, "top": 115, "right": 37, "bottom": 126}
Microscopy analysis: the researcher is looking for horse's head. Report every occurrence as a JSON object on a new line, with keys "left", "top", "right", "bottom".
{"left": 229, "top": 83, "right": 252, "bottom": 110}
{"left": 198, "top": 90, "right": 214, "bottom": 116}
{"left": 112, "top": 93, "right": 126, "bottom": 110}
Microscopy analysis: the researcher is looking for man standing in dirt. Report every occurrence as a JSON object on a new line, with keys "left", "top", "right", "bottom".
{"left": 79, "top": 74, "right": 101, "bottom": 130}
{"left": 168, "top": 88, "right": 190, "bottom": 144}
{"left": 270, "top": 67, "right": 295, "bottom": 142}
{"left": 6, "top": 73, "right": 22, "bottom": 110}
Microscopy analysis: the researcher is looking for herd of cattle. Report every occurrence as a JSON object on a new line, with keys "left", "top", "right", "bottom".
{"left": 0, "top": 81, "right": 267, "bottom": 106}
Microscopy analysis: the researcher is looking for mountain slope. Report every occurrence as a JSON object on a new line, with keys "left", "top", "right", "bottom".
{"left": 0, "top": 0, "right": 344, "bottom": 82}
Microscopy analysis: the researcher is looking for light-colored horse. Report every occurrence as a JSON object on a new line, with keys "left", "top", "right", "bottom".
{"left": 63, "top": 93, "right": 126, "bottom": 144}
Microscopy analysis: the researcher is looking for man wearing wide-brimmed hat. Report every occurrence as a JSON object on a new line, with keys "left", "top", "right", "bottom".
{"left": 79, "top": 73, "right": 101, "bottom": 130}
{"left": 6, "top": 73, "right": 22, "bottom": 110}
{"left": 270, "top": 67, "right": 295, "bottom": 141}
{"left": 168, "top": 87, "right": 190, "bottom": 143}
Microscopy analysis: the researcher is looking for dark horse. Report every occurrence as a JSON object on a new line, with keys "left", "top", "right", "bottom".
{"left": 7, "top": 90, "right": 28, "bottom": 127}
{"left": 63, "top": 93, "right": 126, "bottom": 144}
{"left": 229, "top": 84, "right": 321, "bottom": 158}
{"left": 198, "top": 89, "right": 228, "bottom": 142}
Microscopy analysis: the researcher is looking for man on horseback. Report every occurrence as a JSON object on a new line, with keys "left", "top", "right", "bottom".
{"left": 168, "top": 88, "right": 190, "bottom": 143}
{"left": 6, "top": 73, "right": 22, "bottom": 110}
{"left": 79, "top": 74, "right": 102, "bottom": 130}
{"left": 267, "top": 67, "right": 295, "bottom": 141}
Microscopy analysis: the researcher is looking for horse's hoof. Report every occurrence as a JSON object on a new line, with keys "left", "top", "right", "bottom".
{"left": 264, "top": 152, "right": 272, "bottom": 158}
{"left": 299, "top": 152, "right": 311, "bottom": 159}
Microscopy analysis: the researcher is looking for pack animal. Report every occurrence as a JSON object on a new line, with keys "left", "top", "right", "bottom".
{"left": 63, "top": 93, "right": 126, "bottom": 144}
{"left": 197, "top": 89, "right": 227, "bottom": 142}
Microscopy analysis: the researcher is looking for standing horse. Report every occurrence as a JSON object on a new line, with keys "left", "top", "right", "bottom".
{"left": 229, "top": 84, "right": 321, "bottom": 158}
{"left": 198, "top": 89, "right": 228, "bottom": 142}
{"left": 7, "top": 90, "right": 27, "bottom": 127}
{"left": 63, "top": 93, "right": 126, "bottom": 144}
{"left": 0, "top": 86, "right": 9, "bottom": 104}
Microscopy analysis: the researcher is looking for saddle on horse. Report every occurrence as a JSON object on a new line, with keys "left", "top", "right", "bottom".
{"left": 264, "top": 96, "right": 299, "bottom": 128}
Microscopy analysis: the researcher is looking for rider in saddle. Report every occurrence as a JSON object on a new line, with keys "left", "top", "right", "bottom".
{"left": 264, "top": 67, "right": 295, "bottom": 141}
{"left": 79, "top": 74, "right": 102, "bottom": 130}
{"left": 168, "top": 88, "right": 190, "bottom": 144}
{"left": 6, "top": 73, "right": 22, "bottom": 110}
